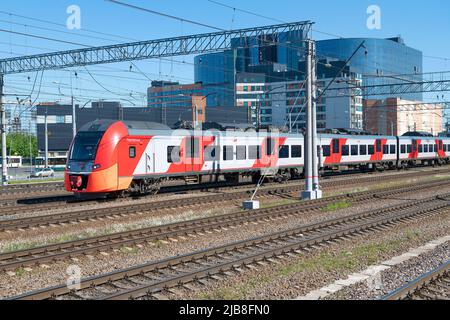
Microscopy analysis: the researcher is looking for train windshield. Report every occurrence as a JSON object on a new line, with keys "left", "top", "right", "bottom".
{"left": 70, "top": 131, "right": 104, "bottom": 161}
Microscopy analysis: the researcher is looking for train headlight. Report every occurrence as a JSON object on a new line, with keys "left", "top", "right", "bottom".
{"left": 93, "top": 164, "right": 101, "bottom": 170}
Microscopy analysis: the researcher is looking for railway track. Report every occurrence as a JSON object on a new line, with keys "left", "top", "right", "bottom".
{"left": 383, "top": 261, "right": 450, "bottom": 300}
{"left": 1, "top": 166, "right": 449, "bottom": 220}
{"left": 0, "top": 182, "right": 64, "bottom": 197}
{"left": 1, "top": 176, "right": 450, "bottom": 233}
{"left": 1, "top": 178, "right": 449, "bottom": 272}
{"left": 10, "top": 192, "right": 450, "bottom": 300}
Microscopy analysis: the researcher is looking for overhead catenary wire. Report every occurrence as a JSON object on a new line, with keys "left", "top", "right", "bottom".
{"left": 105, "top": 0, "right": 225, "bottom": 32}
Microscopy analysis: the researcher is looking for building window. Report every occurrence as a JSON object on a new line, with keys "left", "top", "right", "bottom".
{"left": 129, "top": 147, "right": 136, "bottom": 159}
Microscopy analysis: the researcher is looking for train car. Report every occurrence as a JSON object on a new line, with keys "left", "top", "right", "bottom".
{"left": 65, "top": 120, "right": 305, "bottom": 195}
{"left": 65, "top": 120, "right": 450, "bottom": 196}
{"left": 318, "top": 134, "right": 398, "bottom": 171}
{"left": 398, "top": 136, "right": 450, "bottom": 167}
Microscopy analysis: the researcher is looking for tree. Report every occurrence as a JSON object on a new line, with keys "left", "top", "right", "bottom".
{"left": 0, "top": 133, "right": 38, "bottom": 158}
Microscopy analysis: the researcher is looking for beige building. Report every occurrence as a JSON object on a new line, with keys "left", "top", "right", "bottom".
{"left": 364, "top": 98, "right": 443, "bottom": 136}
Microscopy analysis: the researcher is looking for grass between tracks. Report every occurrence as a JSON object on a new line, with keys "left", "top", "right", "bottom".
{"left": 196, "top": 228, "right": 424, "bottom": 300}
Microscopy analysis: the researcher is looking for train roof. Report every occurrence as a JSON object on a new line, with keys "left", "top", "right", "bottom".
{"left": 78, "top": 121, "right": 447, "bottom": 141}
{"left": 79, "top": 120, "right": 172, "bottom": 133}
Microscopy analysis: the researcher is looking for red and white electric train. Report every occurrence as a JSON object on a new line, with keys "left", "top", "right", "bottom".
{"left": 65, "top": 120, "right": 450, "bottom": 195}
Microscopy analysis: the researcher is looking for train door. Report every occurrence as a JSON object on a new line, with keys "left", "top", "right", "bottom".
{"left": 185, "top": 136, "right": 201, "bottom": 174}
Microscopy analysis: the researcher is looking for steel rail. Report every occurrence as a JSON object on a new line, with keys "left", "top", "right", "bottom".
{"left": 1, "top": 180, "right": 446, "bottom": 271}
{"left": 1, "top": 175, "right": 450, "bottom": 233}
{"left": 10, "top": 194, "right": 450, "bottom": 300}
{"left": 383, "top": 261, "right": 450, "bottom": 300}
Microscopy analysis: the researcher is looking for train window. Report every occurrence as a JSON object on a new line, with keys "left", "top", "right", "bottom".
{"left": 360, "top": 145, "right": 367, "bottom": 156}
{"left": 433, "top": 145, "right": 437, "bottom": 152}
{"left": 401, "top": 145, "right": 406, "bottom": 154}
{"left": 390, "top": 145, "right": 396, "bottom": 154}
{"left": 129, "top": 147, "right": 136, "bottom": 159}
{"left": 249, "top": 146, "right": 261, "bottom": 160}
{"left": 223, "top": 146, "right": 234, "bottom": 161}
{"left": 167, "top": 146, "right": 181, "bottom": 163}
{"left": 342, "top": 145, "right": 349, "bottom": 156}
{"left": 368, "top": 145, "right": 375, "bottom": 155}
{"left": 265, "top": 138, "right": 276, "bottom": 156}
{"left": 332, "top": 139, "right": 340, "bottom": 154}
{"left": 376, "top": 140, "right": 382, "bottom": 153}
{"left": 236, "top": 146, "right": 247, "bottom": 160}
{"left": 204, "top": 146, "right": 219, "bottom": 161}
{"left": 383, "top": 145, "right": 389, "bottom": 154}
{"left": 291, "top": 145, "right": 302, "bottom": 158}
{"left": 322, "top": 145, "right": 331, "bottom": 157}
{"left": 409, "top": 144, "right": 414, "bottom": 153}
{"left": 351, "top": 145, "right": 358, "bottom": 156}
{"left": 279, "top": 146, "right": 290, "bottom": 159}
{"left": 424, "top": 145, "right": 429, "bottom": 153}
{"left": 418, "top": 145, "right": 423, "bottom": 153}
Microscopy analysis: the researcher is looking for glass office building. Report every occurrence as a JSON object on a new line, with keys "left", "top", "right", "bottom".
{"left": 316, "top": 37, "right": 423, "bottom": 101}
{"left": 194, "top": 29, "right": 308, "bottom": 107}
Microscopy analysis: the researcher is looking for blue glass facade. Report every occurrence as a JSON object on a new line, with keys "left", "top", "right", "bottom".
{"left": 194, "top": 30, "right": 308, "bottom": 107}
{"left": 316, "top": 38, "right": 423, "bottom": 101}
{"left": 194, "top": 51, "right": 235, "bottom": 107}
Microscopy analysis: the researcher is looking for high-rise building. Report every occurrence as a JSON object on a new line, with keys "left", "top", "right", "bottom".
{"left": 194, "top": 29, "right": 309, "bottom": 107}
{"left": 316, "top": 37, "right": 423, "bottom": 101}
{"left": 235, "top": 59, "right": 363, "bottom": 131}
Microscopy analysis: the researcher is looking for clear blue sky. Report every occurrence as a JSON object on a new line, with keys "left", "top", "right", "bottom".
{"left": 0, "top": 0, "right": 449, "bottom": 107}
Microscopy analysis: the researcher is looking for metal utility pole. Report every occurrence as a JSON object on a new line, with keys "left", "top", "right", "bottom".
{"left": 72, "top": 95, "right": 77, "bottom": 138}
{"left": 311, "top": 42, "right": 322, "bottom": 199}
{"left": 44, "top": 109, "right": 48, "bottom": 168}
{"left": 302, "top": 40, "right": 322, "bottom": 200}
{"left": 29, "top": 120, "right": 32, "bottom": 179}
{"left": 0, "top": 74, "right": 7, "bottom": 185}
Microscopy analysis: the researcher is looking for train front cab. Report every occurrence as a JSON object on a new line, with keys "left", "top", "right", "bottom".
{"left": 65, "top": 121, "right": 128, "bottom": 194}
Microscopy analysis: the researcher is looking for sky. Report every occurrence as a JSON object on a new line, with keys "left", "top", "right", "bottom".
{"left": 0, "top": 0, "right": 449, "bottom": 110}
